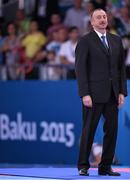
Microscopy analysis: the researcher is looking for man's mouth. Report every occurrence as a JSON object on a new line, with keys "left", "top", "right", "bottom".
{"left": 100, "top": 23, "right": 106, "bottom": 25}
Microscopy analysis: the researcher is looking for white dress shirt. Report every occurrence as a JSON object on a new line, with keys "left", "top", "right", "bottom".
{"left": 94, "top": 29, "right": 109, "bottom": 47}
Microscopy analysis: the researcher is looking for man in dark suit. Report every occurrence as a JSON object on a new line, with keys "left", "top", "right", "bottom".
{"left": 75, "top": 9, "right": 127, "bottom": 176}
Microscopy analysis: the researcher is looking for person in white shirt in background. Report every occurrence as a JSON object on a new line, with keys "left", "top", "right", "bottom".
{"left": 59, "top": 26, "right": 79, "bottom": 79}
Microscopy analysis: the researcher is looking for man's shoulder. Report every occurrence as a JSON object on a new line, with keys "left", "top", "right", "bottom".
{"left": 75, "top": 32, "right": 93, "bottom": 51}
{"left": 79, "top": 31, "right": 92, "bottom": 40}
{"left": 82, "top": 31, "right": 93, "bottom": 37}
{"left": 107, "top": 32, "right": 121, "bottom": 41}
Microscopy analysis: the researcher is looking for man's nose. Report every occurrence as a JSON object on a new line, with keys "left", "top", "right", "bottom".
{"left": 100, "top": 16, "right": 105, "bottom": 20}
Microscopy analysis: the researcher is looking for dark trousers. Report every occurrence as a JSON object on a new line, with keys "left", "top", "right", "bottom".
{"left": 78, "top": 90, "right": 118, "bottom": 170}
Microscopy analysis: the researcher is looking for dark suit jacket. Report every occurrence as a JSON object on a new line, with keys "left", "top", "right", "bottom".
{"left": 75, "top": 30, "right": 127, "bottom": 103}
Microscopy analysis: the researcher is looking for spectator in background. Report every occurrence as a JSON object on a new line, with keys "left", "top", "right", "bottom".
{"left": 45, "top": 27, "right": 68, "bottom": 79}
{"left": 39, "top": 50, "right": 61, "bottom": 80}
{"left": 45, "top": 0, "right": 60, "bottom": 28}
{"left": 59, "top": 26, "right": 79, "bottom": 79}
{"left": 38, "top": 26, "right": 68, "bottom": 71}
{"left": 33, "top": 0, "right": 59, "bottom": 33}
{"left": 0, "top": 28, "right": 4, "bottom": 62}
{"left": 33, "top": 0, "right": 47, "bottom": 32}
{"left": 59, "top": 0, "right": 73, "bottom": 15}
{"left": 40, "top": 27, "right": 69, "bottom": 80}
{"left": 105, "top": 0, "right": 123, "bottom": 18}
{"left": 57, "top": 27, "right": 68, "bottom": 43}
{"left": 46, "top": 30, "right": 62, "bottom": 54}
{"left": 123, "top": 0, "right": 130, "bottom": 12}
{"left": 15, "top": 9, "right": 31, "bottom": 37}
{"left": 20, "top": 20, "right": 47, "bottom": 79}
{"left": 46, "top": 27, "right": 68, "bottom": 55}
{"left": 47, "top": 13, "right": 65, "bottom": 42}
{"left": 64, "top": 0, "right": 86, "bottom": 35}
{"left": 21, "top": 20, "right": 46, "bottom": 60}
{"left": 2, "top": 22, "right": 19, "bottom": 80}
{"left": 0, "top": 26, "right": 6, "bottom": 80}
{"left": 107, "top": 10, "right": 126, "bottom": 36}
{"left": 82, "top": 1, "right": 95, "bottom": 34}
{"left": 119, "top": 6, "right": 130, "bottom": 35}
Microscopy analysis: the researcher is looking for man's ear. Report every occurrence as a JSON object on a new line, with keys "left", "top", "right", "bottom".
{"left": 90, "top": 21, "right": 93, "bottom": 27}
{"left": 90, "top": 18, "right": 93, "bottom": 26}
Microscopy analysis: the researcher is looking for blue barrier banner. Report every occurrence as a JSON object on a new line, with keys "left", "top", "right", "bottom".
{"left": 0, "top": 80, "right": 130, "bottom": 165}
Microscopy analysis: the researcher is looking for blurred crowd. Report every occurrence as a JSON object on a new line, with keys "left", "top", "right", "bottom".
{"left": 0, "top": 0, "right": 130, "bottom": 80}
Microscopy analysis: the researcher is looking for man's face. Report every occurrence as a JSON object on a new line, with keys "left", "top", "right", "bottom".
{"left": 91, "top": 10, "right": 108, "bottom": 30}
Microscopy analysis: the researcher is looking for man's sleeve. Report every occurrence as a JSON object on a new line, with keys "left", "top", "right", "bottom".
{"left": 75, "top": 37, "right": 90, "bottom": 97}
{"left": 118, "top": 37, "right": 127, "bottom": 96}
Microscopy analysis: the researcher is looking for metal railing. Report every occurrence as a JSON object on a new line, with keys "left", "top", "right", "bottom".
{"left": 0, "top": 63, "right": 76, "bottom": 81}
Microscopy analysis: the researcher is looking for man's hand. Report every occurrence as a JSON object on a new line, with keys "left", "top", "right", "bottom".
{"left": 118, "top": 94, "right": 125, "bottom": 107}
{"left": 82, "top": 95, "right": 92, "bottom": 107}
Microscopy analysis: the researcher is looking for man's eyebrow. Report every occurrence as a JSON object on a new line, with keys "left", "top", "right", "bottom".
{"left": 96, "top": 14, "right": 106, "bottom": 16}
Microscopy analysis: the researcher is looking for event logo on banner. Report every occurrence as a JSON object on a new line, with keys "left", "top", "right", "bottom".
{"left": 0, "top": 112, "right": 75, "bottom": 147}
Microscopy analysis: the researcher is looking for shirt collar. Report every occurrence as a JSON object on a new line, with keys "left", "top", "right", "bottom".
{"left": 94, "top": 29, "right": 106, "bottom": 39}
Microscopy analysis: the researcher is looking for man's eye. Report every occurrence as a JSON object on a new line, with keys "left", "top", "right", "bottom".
{"left": 97, "top": 15, "right": 101, "bottom": 19}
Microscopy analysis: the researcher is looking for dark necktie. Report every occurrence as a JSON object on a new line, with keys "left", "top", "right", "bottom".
{"left": 101, "top": 35, "right": 108, "bottom": 49}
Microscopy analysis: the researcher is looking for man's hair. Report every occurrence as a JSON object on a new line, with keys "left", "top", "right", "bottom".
{"left": 90, "top": 8, "right": 106, "bottom": 19}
